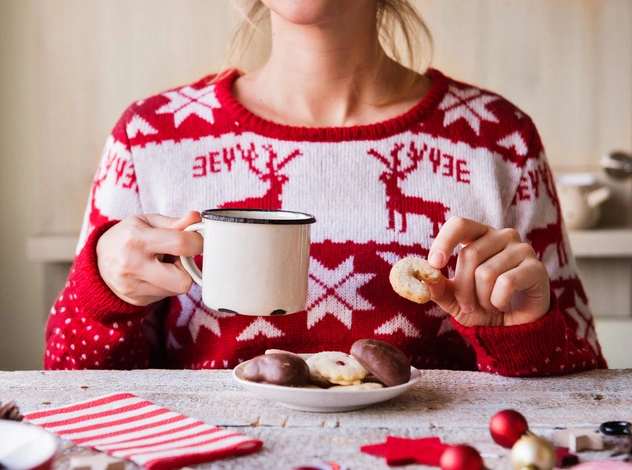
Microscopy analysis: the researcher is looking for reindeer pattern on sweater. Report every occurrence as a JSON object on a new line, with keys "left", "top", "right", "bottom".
{"left": 45, "top": 69, "right": 606, "bottom": 375}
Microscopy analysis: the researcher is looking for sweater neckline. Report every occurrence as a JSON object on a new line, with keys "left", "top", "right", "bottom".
{"left": 213, "top": 68, "right": 449, "bottom": 142}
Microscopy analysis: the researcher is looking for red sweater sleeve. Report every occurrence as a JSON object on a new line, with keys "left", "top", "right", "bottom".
{"left": 453, "top": 290, "right": 606, "bottom": 376}
{"left": 44, "top": 107, "right": 151, "bottom": 370}
{"left": 44, "top": 222, "right": 149, "bottom": 369}
{"left": 451, "top": 120, "right": 607, "bottom": 376}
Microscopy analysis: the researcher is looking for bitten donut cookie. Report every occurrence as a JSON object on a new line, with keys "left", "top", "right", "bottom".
{"left": 350, "top": 339, "right": 411, "bottom": 387}
{"left": 389, "top": 256, "right": 441, "bottom": 304}
{"left": 306, "top": 352, "right": 368, "bottom": 386}
{"left": 242, "top": 353, "right": 310, "bottom": 387}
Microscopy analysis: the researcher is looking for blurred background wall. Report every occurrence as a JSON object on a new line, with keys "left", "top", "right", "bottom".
{"left": 1, "top": 0, "right": 631, "bottom": 370}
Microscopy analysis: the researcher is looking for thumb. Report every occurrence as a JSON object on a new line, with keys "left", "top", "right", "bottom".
{"left": 173, "top": 211, "right": 202, "bottom": 230}
{"left": 140, "top": 211, "right": 202, "bottom": 230}
{"left": 426, "top": 275, "right": 460, "bottom": 317}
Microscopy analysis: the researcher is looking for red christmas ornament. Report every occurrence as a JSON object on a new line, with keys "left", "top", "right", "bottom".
{"left": 489, "top": 409, "right": 529, "bottom": 448}
{"left": 440, "top": 445, "right": 485, "bottom": 470}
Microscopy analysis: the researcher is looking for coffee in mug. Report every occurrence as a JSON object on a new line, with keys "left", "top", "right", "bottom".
{"left": 180, "top": 209, "right": 316, "bottom": 316}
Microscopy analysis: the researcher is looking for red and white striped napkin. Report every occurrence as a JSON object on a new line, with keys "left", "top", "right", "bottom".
{"left": 24, "top": 392, "right": 262, "bottom": 469}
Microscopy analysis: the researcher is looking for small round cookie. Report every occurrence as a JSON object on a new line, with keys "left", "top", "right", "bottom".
{"left": 265, "top": 349, "right": 301, "bottom": 357}
{"left": 350, "top": 339, "right": 411, "bottom": 387}
{"left": 328, "top": 383, "right": 384, "bottom": 391}
{"left": 302, "top": 352, "right": 336, "bottom": 388}
{"left": 362, "top": 375, "right": 385, "bottom": 385}
{"left": 242, "top": 353, "right": 310, "bottom": 387}
{"left": 389, "top": 256, "right": 441, "bottom": 304}
{"left": 306, "top": 352, "right": 368, "bottom": 386}
{"left": 308, "top": 369, "right": 336, "bottom": 389}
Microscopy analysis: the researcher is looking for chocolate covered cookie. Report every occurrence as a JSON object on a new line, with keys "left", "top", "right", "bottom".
{"left": 350, "top": 339, "right": 411, "bottom": 387}
{"left": 242, "top": 352, "right": 310, "bottom": 387}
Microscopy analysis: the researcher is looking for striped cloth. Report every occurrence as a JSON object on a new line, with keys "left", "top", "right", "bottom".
{"left": 24, "top": 393, "right": 262, "bottom": 469}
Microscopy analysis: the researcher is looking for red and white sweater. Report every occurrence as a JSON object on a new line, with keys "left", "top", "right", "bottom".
{"left": 44, "top": 69, "right": 607, "bottom": 375}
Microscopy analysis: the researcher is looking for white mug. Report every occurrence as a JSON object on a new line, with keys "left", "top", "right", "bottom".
{"left": 180, "top": 209, "right": 316, "bottom": 316}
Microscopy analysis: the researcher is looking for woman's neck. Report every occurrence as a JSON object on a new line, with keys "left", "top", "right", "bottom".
{"left": 233, "top": 8, "right": 430, "bottom": 128}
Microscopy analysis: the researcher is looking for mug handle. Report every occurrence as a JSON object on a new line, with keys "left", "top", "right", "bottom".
{"left": 180, "top": 222, "right": 205, "bottom": 286}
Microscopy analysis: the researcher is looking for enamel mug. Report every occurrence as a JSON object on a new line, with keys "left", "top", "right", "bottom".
{"left": 180, "top": 209, "right": 316, "bottom": 316}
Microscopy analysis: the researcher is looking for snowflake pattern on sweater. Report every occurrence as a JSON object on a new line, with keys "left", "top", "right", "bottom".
{"left": 44, "top": 69, "right": 607, "bottom": 375}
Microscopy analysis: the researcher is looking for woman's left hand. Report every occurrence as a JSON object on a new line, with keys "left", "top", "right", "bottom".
{"left": 426, "top": 216, "right": 551, "bottom": 327}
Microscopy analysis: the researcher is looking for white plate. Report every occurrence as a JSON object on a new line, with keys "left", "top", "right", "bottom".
{"left": 232, "top": 359, "right": 420, "bottom": 412}
{"left": 0, "top": 420, "right": 57, "bottom": 469}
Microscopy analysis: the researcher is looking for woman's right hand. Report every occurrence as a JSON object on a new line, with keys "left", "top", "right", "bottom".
{"left": 96, "top": 211, "right": 203, "bottom": 306}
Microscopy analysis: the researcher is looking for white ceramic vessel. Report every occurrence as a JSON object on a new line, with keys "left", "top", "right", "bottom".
{"left": 555, "top": 173, "right": 610, "bottom": 230}
{"left": 181, "top": 209, "right": 316, "bottom": 316}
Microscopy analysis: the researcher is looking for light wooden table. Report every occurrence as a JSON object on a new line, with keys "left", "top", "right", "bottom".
{"left": 1, "top": 369, "right": 631, "bottom": 469}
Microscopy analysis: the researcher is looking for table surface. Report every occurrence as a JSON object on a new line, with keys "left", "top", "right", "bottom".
{"left": 1, "top": 369, "right": 631, "bottom": 469}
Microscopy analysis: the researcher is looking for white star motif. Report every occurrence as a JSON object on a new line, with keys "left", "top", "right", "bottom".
{"left": 306, "top": 257, "right": 375, "bottom": 329}
{"left": 436, "top": 315, "right": 455, "bottom": 338}
{"left": 376, "top": 251, "right": 401, "bottom": 266}
{"left": 554, "top": 285, "right": 599, "bottom": 355}
{"left": 127, "top": 114, "right": 158, "bottom": 138}
{"left": 426, "top": 304, "right": 448, "bottom": 318}
{"left": 176, "top": 285, "right": 234, "bottom": 342}
{"left": 374, "top": 313, "right": 421, "bottom": 338}
{"left": 155, "top": 84, "right": 221, "bottom": 127}
{"left": 497, "top": 131, "right": 528, "bottom": 156}
{"left": 166, "top": 332, "right": 182, "bottom": 350}
{"left": 188, "top": 310, "right": 220, "bottom": 342}
{"left": 439, "top": 85, "right": 500, "bottom": 135}
{"left": 236, "top": 318, "right": 284, "bottom": 341}
{"left": 586, "top": 325, "right": 599, "bottom": 356}
{"left": 562, "top": 290, "right": 590, "bottom": 339}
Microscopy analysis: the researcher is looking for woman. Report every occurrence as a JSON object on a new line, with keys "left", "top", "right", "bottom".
{"left": 44, "top": 0, "right": 606, "bottom": 374}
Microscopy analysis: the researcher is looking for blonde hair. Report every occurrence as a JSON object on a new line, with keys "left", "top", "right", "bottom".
{"left": 217, "top": 0, "right": 433, "bottom": 78}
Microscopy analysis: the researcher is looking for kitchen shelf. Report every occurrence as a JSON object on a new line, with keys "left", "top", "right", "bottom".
{"left": 567, "top": 228, "right": 632, "bottom": 258}
{"left": 26, "top": 228, "right": 632, "bottom": 263}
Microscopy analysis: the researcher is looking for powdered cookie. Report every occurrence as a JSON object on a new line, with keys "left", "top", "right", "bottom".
{"left": 329, "top": 383, "right": 384, "bottom": 391}
{"left": 306, "top": 352, "right": 368, "bottom": 386}
{"left": 389, "top": 256, "right": 441, "bottom": 304}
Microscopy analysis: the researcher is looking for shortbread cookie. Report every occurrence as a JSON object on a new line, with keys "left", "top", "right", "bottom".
{"left": 329, "top": 383, "right": 384, "bottom": 391}
{"left": 306, "top": 352, "right": 368, "bottom": 386}
{"left": 389, "top": 256, "right": 441, "bottom": 304}
{"left": 305, "top": 352, "right": 342, "bottom": 387}
{"left": 265, "top": 349, "right": 301, "bottom": 357}
{"left": 308, "top": 368, "right": 336, "bottom": 389}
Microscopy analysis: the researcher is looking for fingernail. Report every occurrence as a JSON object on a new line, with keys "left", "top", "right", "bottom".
{"left": 429, "top": 252, "right": 444, "bottom": 267}
{"left": 459, "top": 303, "right": 473, "bottom": 314}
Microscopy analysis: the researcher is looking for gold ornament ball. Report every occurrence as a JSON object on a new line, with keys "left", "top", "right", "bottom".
{"left": 510, "top": 431, "right": 556, "bottom": 470}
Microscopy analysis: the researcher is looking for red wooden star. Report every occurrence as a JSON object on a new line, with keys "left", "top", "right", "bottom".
{"left": 361, "top": 436, "right": 449, "bottom": 466}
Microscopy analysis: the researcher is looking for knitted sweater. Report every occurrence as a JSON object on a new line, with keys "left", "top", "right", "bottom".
{"left": 44, "top": 69, "right": 607, "bottom": 375}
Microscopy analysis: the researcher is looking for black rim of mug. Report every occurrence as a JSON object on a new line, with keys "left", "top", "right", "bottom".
{"left": 201, "top": 208, "right": 316, "bottom": 225}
